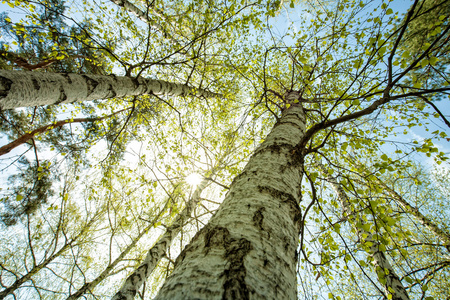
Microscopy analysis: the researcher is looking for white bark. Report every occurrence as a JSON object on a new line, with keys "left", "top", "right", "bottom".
{"left": 376, "top": 177, "right": 450, "bottom": 249}
{"left": 0, "top": 70, "right": 219, "bottom": 110}
{"left": 356, "top": 161, "right": 450, "bottom": 250}
{"left": 319, "top": 164, "right": 410, "bottom": 300}
{"left": 154, "top": 103, "right": 306, "bottom": 299}
{"left": 109, "top": 0, "right": 166, "bottom": 34}
{"left": 0, "top": 212, "right": 101, "bottom": 300}
{"left": 112, "top": 176, "right": 212, "bottom": 300}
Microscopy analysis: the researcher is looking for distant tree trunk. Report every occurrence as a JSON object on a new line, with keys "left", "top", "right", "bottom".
{"left": 112, "top": 176, "right": 212, "bottom": 300}
{"left": 153, "top": 101, "right": 305, "bottom": 299}
{"left": 0, "top": 214, "right": 99, "bottom": 300}
{"left": 374, "top": 173, "right": 450, "bottom": 250}
{"left": 0, "top": 70, "right": 219, "bottom": 110}
{"left": 67, "top": 217, "right": 160, "bottom": 300}
{"left": 109, "top": 0, "right": 167, "bottom": 35}
{"left": 319, "top": 164, "right": 410, "bottom": 300}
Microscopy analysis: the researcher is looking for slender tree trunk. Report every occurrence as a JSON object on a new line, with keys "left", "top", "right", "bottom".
{"left": 112, "top": 176, "right": 213, "bottom": 300}
{"left": 0, "top": 107, "right": 130, "bottom": 157}
{"left": 355, "top": 161, "right": 450, "bottom": 250}
{"left": 152, "top": 102, "right": 305, "bottom": 299}
{"left": 0, "top": 70, "right": 219, "bottom": 110}
{"left": 375, "top": 176, "right": 450, "bottom": 249}
{"left": 109, "top": 0, "right": 167, "bottom": 35}
{"left": 318, "top": 164, "right": 410, "bottom": 300}
{"left": 67, "top": 221, "right": 157, "bottom": 300}
{"left": 0, "top": 214, "right": 99, "bottom": 300}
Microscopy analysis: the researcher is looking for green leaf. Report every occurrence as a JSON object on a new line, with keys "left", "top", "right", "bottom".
{"left": 429, "top": 57, "right": 438, "bottom": 66}
{"left": 386, "top": 8, "right": 393, "bottom": 15}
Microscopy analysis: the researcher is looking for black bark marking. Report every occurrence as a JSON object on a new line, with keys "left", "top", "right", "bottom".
{"left": 137, "top": 260, "right": 149, "bottom": 277}
{"left": 0, "top": 76, "right": 13, "bottom": 99}
{"left": 253, "top": 142, "right": 294, "bottom": 156}
{"left": 56, "top": 85, "right": 67, "bottom": 104}
{"left": 257, "top": 185, "right": 302, "bottom": 229}
{"left": 62, "top": 73, "right": 72, "bottom": 84}
{"left": 107, "top": 83, "right": 117, "bottom": 98}
{"left": 253, "top": 207, "right": 265, "bottom": 232}
{"left": 222, "top": 238, "right": 252, "bottom": 300}
{"left": 31, "top": 78, "right": 40, "bottom": 90}
{"left": 131, "top": 77, "right": 140, "bottom": 89}
{"left": 202, "top": 226, "right": 253, "bottom": 300}
{"left": 82, "top": 75, "right": 99, "bottom": 96}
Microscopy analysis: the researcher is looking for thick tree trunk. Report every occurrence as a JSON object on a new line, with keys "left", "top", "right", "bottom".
{"left": 319, "top": 164, "right": 410, "bottom": 300}
{"left": 112, "top": 176, "right": 212, "bottom": 300}
{"left": 0, "top": 70, "right": 218, "bottom": 110}
{"left": 153, "top": 103, "right": 305, "bottom": 299}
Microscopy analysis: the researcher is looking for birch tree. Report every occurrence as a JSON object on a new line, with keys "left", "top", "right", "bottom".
{"left": 1, "top": 0, "right": 450, "bottom": 299}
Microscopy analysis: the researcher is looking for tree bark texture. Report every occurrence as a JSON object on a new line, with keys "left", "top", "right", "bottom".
{"left": 112, "top": 177, "right": 212, "bottom": 300}
{"left": 109, "top": 0, "right": 166, "bottom": 34}
{"left": 0, "top": 70, "right": 218, "bottom": 110}
{"left": 319, "top": 164, "right": 410, "bottom": 300}
{"left": 154, "top": 104, "right": 306, "bottom": 299}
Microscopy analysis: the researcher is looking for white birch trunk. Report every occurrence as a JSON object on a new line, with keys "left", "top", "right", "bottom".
{"left": 153, "top": 103, "right": 306, "bottom": 299}
{"left": 0, "top": 212, "right": 100, "bottom": 300}
{"left": 109, "top": 0, "right": 166, "bottom": 34}
{"left": 112, "top": 176, "right": 212, "bottom": 300}
{"left": 377, "top": 178, "right": 450, "bottom": 249}
{"left": 319, "top": 164, "right": 410, "bottom": 300}
{"left": 356, "top": 161, "right": 450, "bottom": 250}
{"left": 0, "top": 70, "right": 218, "bottom": 110}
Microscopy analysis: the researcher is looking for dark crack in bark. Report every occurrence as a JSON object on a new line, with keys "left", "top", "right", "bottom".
{"left": 0, "top": 76, "right": 13, "bottom": 99}
{"left": 62, "top": 73, "right": 72, "bottom": 84}
{"left": 82, "top": 75, "right": 99, "bottom": 96}
{"left": 31, "top": 77, "right": 40, "bottom": 90}
{"left": 57, "top": 85, "right": 67, "bottom": 104}
{"left": 202, "top": 226, "right": 253, "bottom": 300}
{"left": 257, "top": 185, "right": 302, "bottom": 229}
{"left": 253, "top": 207, "right": 266, "bottom": 232}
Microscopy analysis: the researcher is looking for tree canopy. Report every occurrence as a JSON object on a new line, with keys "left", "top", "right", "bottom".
{"left": 0, "top": 0, "right": 449, "bottom": 299}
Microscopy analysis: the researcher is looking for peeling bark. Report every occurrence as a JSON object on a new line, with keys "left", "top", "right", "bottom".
{"left": 154, "top": 103, "right": 306, "bottom": 299}
{"left": 0, "top": 70, "right": 219, "bottom": 110}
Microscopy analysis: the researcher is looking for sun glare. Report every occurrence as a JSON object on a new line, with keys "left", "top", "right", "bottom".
{"left": 186, "top": 173, "right": 203, "bottom": 187}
